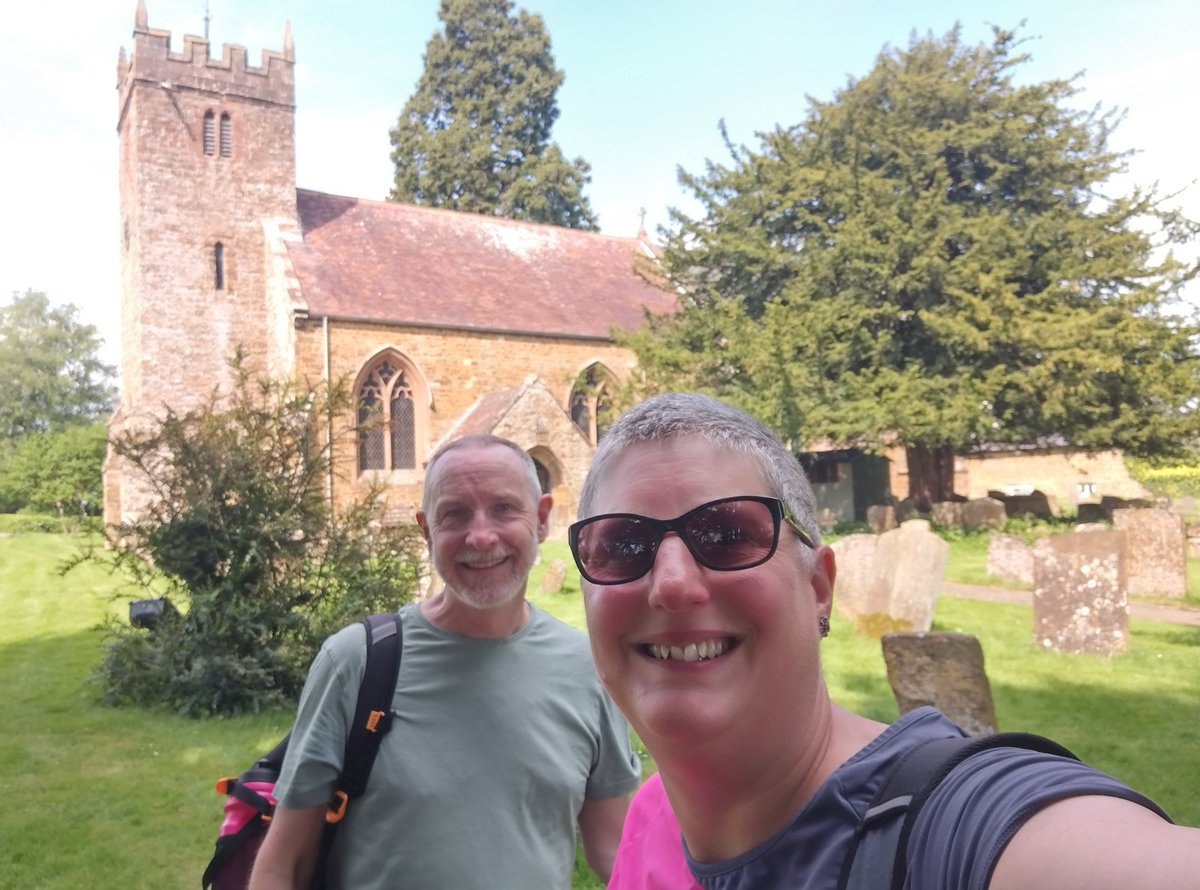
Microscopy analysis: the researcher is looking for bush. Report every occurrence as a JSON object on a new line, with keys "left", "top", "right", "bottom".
{"left": 86, "top": 354, "right": 425, "bottom": 717}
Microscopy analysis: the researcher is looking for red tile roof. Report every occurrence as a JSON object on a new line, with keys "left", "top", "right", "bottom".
{"left": 286, "top": 190, "right": 677, "bottom": 339}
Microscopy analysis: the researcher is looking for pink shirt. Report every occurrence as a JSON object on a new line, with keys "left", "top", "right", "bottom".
{"left": 608, "top": 772, "right": 703, "bottom": 890}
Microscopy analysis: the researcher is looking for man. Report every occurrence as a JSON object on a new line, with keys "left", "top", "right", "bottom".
{"left": 251, "top": 434, "right": 639, "bottom": 888}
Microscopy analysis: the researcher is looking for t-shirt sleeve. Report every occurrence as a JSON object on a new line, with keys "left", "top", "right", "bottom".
{"left": 904, "top": 747, "right": 1172, "bottom": 890}
{"left": 585, "top": 686, "right": 641, "bottom": 800}
{"left": 273, "top": 623, "right": 366, "bottom": 809}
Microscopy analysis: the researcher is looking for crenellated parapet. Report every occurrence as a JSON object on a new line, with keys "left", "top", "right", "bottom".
{"left": 117, "top": 5, "right": 294, "bottom": 127}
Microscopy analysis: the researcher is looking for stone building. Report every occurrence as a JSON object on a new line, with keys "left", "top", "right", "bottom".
{"left": 103, "top": 5, "right": 676, "bottom": 538}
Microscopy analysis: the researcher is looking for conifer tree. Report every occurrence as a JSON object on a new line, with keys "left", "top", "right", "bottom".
{"left": 627, "top": 25, "right": 1200, "bottom": 508}
{"left": 389, "top": 0, "right": 597, "bottom": 230}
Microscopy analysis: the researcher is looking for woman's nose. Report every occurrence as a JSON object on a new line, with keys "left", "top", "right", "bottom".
{"left": 646, "top": 533, "right": 711, "bottom": 611}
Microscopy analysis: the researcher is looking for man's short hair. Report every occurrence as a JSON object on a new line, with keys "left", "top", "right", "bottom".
{"left": 422, "top": 434, "right": 542, "bottom": 515}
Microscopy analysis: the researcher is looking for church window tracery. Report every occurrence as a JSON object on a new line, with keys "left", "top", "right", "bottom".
{"left": 569, "top": 364, "right": 617, "bottom": 445}
{"left": 357, "top": 358, "right": 421, "bottom": 473}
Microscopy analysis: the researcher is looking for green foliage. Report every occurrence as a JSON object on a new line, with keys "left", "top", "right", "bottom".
{"left": 0, "top": 421, "right": 107, "bottom": 515}
{"left": 389, "top": 0, "right": 598, "bottom": 229}
{"left": 627, "top": 25, "right": 1200, "bottom": 476}
{"left": 0, "top": 290, "right": 117, "bottom": 439}
{"left": 1125, "top": 455, "right": 1200, "bottom": 502}
{"left": 88, "top": 355, "right": 424, "bottom": 717}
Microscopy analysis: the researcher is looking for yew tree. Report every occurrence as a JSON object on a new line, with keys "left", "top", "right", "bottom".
{"left": 628, "top": 25, "right": 1200, "bottom": 509}
{"left": 389, "top": 0, "right": 597, "bottom": 230}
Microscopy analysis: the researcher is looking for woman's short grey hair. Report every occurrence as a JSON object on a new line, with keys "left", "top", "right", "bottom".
{"left": 578, "top": 392, "right": 821, "bottom": 546}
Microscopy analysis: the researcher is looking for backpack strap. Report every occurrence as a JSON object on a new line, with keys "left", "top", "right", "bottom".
{"left": 311, "top": 611, "right": 404, "bottom": 884}
{"left": 839, "top": 731, "right": 1078, "bottom": 890}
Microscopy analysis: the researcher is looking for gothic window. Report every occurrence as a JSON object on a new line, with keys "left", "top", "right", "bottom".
{"left": 203, "top": 111, "right": 215, "bottom": 156}
{"left": 358, "top": 359, "right": 417, "bottom": 473}
{"left": 219, "top": 113, "right": 232, "bottom": 157}
{"left": 570, "top": 364, "right": 617, "bottom": 445}
{"left": 214, "top": 242, "right": 225, "bottom": 290}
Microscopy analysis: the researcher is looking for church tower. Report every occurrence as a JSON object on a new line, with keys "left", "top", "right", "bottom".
{"left": 106, "top": 2, "right": 297, "bottom": 522}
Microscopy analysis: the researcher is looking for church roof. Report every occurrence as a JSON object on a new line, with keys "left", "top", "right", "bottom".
{"left": 286, "top": 190, "right": 678, "bottom": 340}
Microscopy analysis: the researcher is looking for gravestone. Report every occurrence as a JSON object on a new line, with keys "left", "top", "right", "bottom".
{"left": 1032, "top": 531, "right": 1128, "bottom": 655}
{"left": 961, "top": 497, "right": 1006, "bottom": 531}
{"left": 881, "top": 632, "right": 998, "bottom": 736}
{"left": 986, "top": 533, "right": 1033, "bottom": 585}
{"left": 867, "top": 520, "right": 948, "bottom": 636}
{"left": 988, "top": 489, "right": 1056, "bottom": 519}
{"left": 1112, "top": 507, "right": 1187, "bottom": 598}
{"left": 894, "top": 498, "right": 919, "bottom": 523}
{"left": 866, "top": 504, "right": 896, "bottom": 534}
{"left": 829, "top": 534, "right": 885, "bottom": 620}
{"left": 540, "top": 558, "right": 567, "bottom": 594}
{"left": 931, "top": 501, "right": 964, "bottom": 529}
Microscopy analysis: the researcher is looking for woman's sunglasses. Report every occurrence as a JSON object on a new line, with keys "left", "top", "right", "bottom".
{"left": 568, "top": 495, "right": 815, "bottom": 586}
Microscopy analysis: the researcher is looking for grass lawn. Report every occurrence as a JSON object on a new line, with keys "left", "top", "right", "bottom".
{"left": 2, "top": 532, "right": 1197, "bottom": 889}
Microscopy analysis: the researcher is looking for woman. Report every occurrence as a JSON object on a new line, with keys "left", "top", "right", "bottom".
{"left": 570, "top": 392, "right": 1198, "bottom": 889}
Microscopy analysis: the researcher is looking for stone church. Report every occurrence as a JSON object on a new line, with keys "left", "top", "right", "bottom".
{"left": 103, "top": 5, "right": 677, "bottom": 538}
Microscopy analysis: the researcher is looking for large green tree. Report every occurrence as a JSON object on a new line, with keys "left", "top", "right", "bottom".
{"left": 0, "top": 290, "right": 117, "bottom": 440}
{"left": 389, "top": 0, "right": 598, "bottom": 230}
{"left": 626, "top": 25, "right": 1200, "bottom": 509}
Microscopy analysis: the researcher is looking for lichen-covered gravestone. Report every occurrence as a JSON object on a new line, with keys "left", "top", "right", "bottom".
{"left": 881, "top": 631, "right": 998, "bottom": 736}
{"left": 1032, "top": 531, "right": 1128, "bottom": 655}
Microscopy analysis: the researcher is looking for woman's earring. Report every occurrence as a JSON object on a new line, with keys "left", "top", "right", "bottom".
{"left": 818, "top": 615, "right": 830, "bottom": 638}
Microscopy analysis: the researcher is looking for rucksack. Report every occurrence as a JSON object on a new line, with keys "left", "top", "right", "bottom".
{"left": 201, "top": 612, "right": 404, "bottom": 890}
{"left": 838, "top": 731, "right": 1079, "bottom": 890}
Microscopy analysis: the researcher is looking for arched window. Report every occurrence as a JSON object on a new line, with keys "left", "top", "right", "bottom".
{"left": 202, "top": 111, "right": 215, "bottom": 155}
{"left": 358, "top": 359, "right": 417, "bottom": 472}
{"left": 219, "top": 112, "right": 232, "bottom": 157}
{"left": 569, "top": 364, "right": 617, "bottom": 445}
{"left": 213, "top": 242, "right": 225, "bottom": 290}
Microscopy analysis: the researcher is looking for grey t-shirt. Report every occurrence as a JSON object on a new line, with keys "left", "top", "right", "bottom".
{"left": 687, "top": 707, "right": 1167, "bottom": 890}
{"left": 275, "top": 602, "right": 640, "bottom": 889}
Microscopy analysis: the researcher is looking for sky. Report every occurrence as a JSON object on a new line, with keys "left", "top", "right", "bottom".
{"left": 1, "top": 1, "right": 1197, "bottom": 369}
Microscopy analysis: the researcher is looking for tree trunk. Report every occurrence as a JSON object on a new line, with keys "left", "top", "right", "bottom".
{"left": 905, "top": 444, "right": 956, "bottom": 512}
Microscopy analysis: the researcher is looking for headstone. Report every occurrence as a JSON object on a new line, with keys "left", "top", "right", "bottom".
{"left": 540, "top": 558, "right": 567, "bottom": 594}
{"left": 867, "top": 520, "right": 948, "bottom": 636}
{"left": 1112, "top": 507, "right": 1187, "bottom": 598}
{"left": 986, "top": 533, "right": 1033, "bottom": 585}
{"left": 894, "top": 498, "right": 919, "bottom": 523}
{"left": 931, "top": 501, "right": 964, "bottom": 529}
{"left": 961, "top": 497, "right": 1006, "bottom": 532}
{"left": 866, "top": 504, "right": 896, "bottom": 534}
{"left": 832, "top": 522, "right": 949, "bottom": 637}
{"left": 989, "top": 489, "right": 1056, "bottom": 519}
{"left": 1032, "top": 531, "right": 1128, "bottom": 655}
{"left": 1187, "top": 522, "right": 1200, "bottom": 560}
{"left": 881, "top": 632, "right": 998, "bottom": 736}
{"left": 830, "top": 534, "right": 885, "bottom": 620}
{"left": 1075, "top": 523, "right": 1109, "bottom": 533}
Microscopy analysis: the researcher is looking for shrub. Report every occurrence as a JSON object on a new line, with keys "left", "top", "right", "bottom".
{"left": 84, "top": 354, "right": 425, "bottom": 717}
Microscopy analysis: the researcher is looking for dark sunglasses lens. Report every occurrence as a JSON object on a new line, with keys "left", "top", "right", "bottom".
{"left": 576, "top": 516, "right": 658, "bottom": 583}
{"left": 685, "top": 500, "right": 778, "bottom": 569}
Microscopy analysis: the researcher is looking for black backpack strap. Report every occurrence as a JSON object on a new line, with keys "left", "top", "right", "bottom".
{"left": 839, "top": 731, "right": 1078, "bottom": 890}
{"left": 310, "top": 611, "right": 403, "bottom": 886}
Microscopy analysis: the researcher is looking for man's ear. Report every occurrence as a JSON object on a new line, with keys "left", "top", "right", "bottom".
{"left": 416, "top": 511, "right": 432, "bottom": 545}
{"left": 536, "top": 493, "right": 553, "bottom": 542}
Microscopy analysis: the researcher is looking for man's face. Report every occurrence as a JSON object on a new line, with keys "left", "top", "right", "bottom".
{"left": 417, "top": 444, "right": 550, "bottom": 610}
